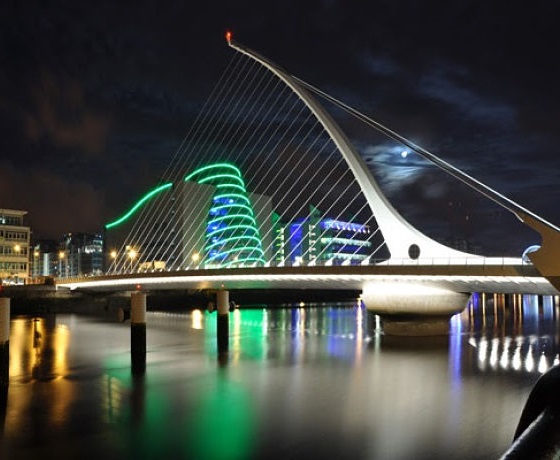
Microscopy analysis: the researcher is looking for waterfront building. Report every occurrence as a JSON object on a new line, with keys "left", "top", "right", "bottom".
{"left": 0, "top": 208, "right": 31, "bottom": 285}
{"left": 105, "top": 163, "right": 373, "bottom": 270}
{"left": 60, "top": 232, "right": 104, "bottom": 277}
{"left": 105, "top": 163, "right": 272, "bottom": 270}
{"left": 281, "top": 205, "right": 372, "bottom": 265}
{"left": 30, "top": 239, "right": 59, "bottom": 279}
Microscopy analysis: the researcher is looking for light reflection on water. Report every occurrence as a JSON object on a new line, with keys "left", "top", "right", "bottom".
{"left": 0, "top": 294, "right": 559, "bottom": 459}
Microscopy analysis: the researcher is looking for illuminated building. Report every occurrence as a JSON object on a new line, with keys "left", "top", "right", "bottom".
{"left": 281, "top": 205, "right": 372, "bottom": 265}
{"left": 60, "top": 233, "right": 104, "bottom": 277}
{"left": 0, "top": 208, "right": 31, "bottom": 285}
{"left": 184, "top": 163, "right": 265, "bottom": 267}
{"left": 30, "top": 239, "right": 59, "bottom": 278}
{"left": 105, "top": 163, "right": 374, "bottom": 270}
{"left": 105, "top": 163, "right": 270, "bottom": 270}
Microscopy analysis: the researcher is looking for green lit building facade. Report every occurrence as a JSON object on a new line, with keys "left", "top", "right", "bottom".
{"left": 105, "top": 163, "right": 270, "bottom": 270}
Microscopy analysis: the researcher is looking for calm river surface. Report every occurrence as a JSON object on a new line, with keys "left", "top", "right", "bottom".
{"left": 1, "top": 293, "right": 559, "bottom": 459}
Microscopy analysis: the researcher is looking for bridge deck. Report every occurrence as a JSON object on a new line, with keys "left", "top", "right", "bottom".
{"left": 57, "top": 263, "right": 558, "bottom": 296}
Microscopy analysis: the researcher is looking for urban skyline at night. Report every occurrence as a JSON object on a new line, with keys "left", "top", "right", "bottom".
{"left": 1, "top": 1, "right": 559, "bottom": 258}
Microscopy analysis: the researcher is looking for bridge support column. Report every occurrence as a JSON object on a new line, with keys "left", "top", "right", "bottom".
{"left": 0, "top": 298, "right": 9, "bottom": 388}
{"left": 361, "top": 282, "right": 469, "bottom": 336}
{"left": 130, "top": 292, "right": 146, "bottom": 375}
{"left": 217, "top": 290, "right": 229, "bottom": 353}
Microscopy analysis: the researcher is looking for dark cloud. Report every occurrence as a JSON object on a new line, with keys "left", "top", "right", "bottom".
{"left": 24, "top": 73, "right": 110, "bottom": 155}
{"left": 0, "top": 163, "right": 104, "bottom": 236}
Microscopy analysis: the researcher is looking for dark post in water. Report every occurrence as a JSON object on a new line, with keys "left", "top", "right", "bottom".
{"left": 130, "top": 291, "right": 146, "bottom": 375}
{"left": 0, "top": 297, "right": 9, "bottom": 388}
{"left": 216, "top": 290, "right": 229, "bottom": 353}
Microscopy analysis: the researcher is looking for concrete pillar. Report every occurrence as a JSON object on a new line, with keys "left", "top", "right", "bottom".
{"left": 130, "top": 292, "right": 146, "bottom": 375}
{"left": 0, "top": 298, "right": 9, "bottom": 388}
{"left": 216, "top": 290, "right": 229, "bottom": 352}
{"left": 361, "top": 282, "right": 468, "bottom": 336}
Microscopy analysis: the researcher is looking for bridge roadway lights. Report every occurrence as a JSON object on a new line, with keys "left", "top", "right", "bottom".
{"left": 130, "top": 292, "right": 146, "bottom": 375}
{"left": 217, "top": 290, "right": 229, "bottom": 353}
{"left": 0, "top": 298, "right": 8, "bottom": 388}
{"left": 361, "top": 282, "right": 469, "bottom": 336}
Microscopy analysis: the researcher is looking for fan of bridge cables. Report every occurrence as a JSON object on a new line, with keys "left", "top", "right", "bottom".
{"left": 107, "top": 46, "right": 390, "bottom": 273}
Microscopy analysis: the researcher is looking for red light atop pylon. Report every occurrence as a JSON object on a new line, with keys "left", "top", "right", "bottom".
{"left": 225, "top": 30, "right": 232, "bottom": 44}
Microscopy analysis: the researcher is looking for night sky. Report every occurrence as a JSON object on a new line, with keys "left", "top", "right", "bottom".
{"left": 1, "top": 0, "right": 559, "bottom": 256}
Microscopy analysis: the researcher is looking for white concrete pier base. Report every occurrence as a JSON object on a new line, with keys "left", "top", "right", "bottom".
{"left": 216, "top": 290, "right": 229, "bottom": 352}
{"left": 131, "top": 292, "right": 147, "bottom": 325}
{"left": 0, "top": 298, "right": 9, "bottom": 386}
{"left": 362, "top": 282, "right": 469, "bottom": 336}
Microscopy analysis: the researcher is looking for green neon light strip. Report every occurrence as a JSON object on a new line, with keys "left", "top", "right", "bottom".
{"left": 210, "top": 203, "right": 255, "bottom": 215}
{"left": 206, "top": 246, "right": 264, "bottom": 262}
{"left": 197, "top": 173, "right": 245, "bottom": 187}
{"left": 215, "top": 183, "right": 246, "bottom": 193}
{"left": 205, "top": 235, "right": 262, "bottom": 251}
{"left": 184, "top": 163, "right": 242, "bottom": 182}
{"left": 208, "top": 214, "right": 257, "bottom": 226}
{"left": 207, "top": 224, "right": 258, "bottom": 239}
{"left": 105, "top": 183, "right": 173, "bottom": 229}
{"left": 213, "top": 193, "right": 251, "bottom": 205}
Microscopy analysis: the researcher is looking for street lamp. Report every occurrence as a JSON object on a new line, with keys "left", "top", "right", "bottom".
{"left": 33, "top": 250, "right": 40, "bottom": 280}
{"left": 58, "top": 251, "right": 65, "bottom": 277}
{"left": 13, "top": 244, "right": 22, "bottom": 285}
{"left": 192, "top": 252, "right": 200, "bottom": 268}
{"left": 128, "top": 248, "right": 137, "bottom": 272}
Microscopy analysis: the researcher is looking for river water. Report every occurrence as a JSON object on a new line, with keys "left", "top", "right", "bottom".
{"left": 0, "top": 293, "right": 559, "bottom": 459}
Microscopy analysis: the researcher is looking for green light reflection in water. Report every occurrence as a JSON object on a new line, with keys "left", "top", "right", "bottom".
{"left": 204, "top": 309, "right": 270, "bottom": 361}
{"left": 187, "top": 372, "right": 256, "bottom": 460}
{"left": 101, "top": 318, "right": 258, "bottom": 459}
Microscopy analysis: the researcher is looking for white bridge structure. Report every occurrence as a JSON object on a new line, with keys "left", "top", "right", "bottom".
{"left": 59, "top": 34, "right": 560, "bottom": 334}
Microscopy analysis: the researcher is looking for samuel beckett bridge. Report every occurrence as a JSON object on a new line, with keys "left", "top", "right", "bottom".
{"left": 57, "top": 34, "right": 560, "bottom": 334}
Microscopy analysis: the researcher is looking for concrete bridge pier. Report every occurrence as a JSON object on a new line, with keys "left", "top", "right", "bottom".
{"left": 216, "top": 290, "right": 229, "bottom": 353}
{"left": 0, "top": 298, "right": 9, "bottom": 387}
{"left": 130, "top": 292, "right": 146, "bottom": 375}
{"left": 361, "top": 281, "right": 469, "bottom": 336}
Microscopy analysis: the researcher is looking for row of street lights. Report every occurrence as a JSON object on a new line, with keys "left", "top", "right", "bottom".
{"left": 105, "top": 248, "right": 202, "bottom": 272}
{"left": 18, "top": 243, "right": 205, "bottom": 279}
{"left": 108, "top": 246, "right": 138, "bottom": 271}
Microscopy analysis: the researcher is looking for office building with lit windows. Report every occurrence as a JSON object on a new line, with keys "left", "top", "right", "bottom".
{"left": 30, "top": 239, "right": 59, "bottom": 279}
{"left": 280, "top": 205, "right": 372, "bottom": 265}
{"left": 0, "top": 208, "right": 31, "bottom": 284}
{"left": 60, "top": 233, "right": 104, "bottom": 277}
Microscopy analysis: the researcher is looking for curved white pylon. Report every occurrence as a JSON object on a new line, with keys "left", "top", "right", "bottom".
{"left": 228, "top": 39, "right": 480, "bottom": 262}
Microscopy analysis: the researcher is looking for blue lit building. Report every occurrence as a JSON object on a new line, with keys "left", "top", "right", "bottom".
{"left": 281, "top": 206, "right": 372, "bottom": 265}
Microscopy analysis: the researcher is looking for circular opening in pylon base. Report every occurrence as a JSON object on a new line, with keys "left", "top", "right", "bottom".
{"left": 408, "top": 244, "right": 420, "bottom": 259}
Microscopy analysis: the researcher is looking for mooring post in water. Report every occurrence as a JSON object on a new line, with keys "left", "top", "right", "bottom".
{"left": 130, "top": 291, "right": 146, "bottom": 375}
{"left": 0, "top": 297, "right": 9, "bottom": 388}
{"left": 216, "top": 290, "right": 229, "bottom": 353}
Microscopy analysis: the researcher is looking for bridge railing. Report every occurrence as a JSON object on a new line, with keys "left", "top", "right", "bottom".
{"left": 370, "top": 256, "right": 527, "bottom": 267}
{"left": 54, "top": 256, "right": 537, "bottom": 282}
